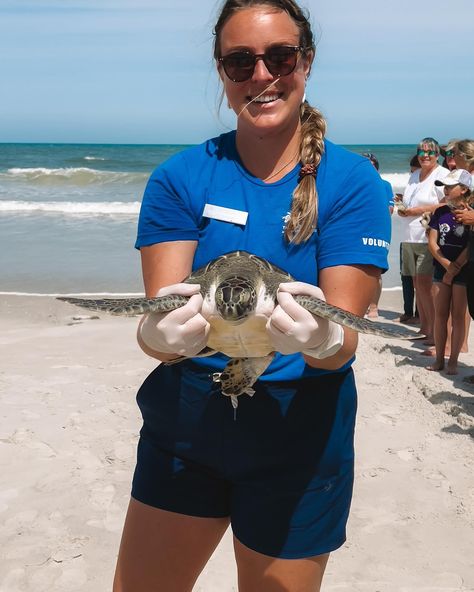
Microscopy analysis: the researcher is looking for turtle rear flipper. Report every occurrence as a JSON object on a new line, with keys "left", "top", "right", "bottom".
{"left": 294, "top": 295, "right": 420, "bottom": 340}
{"left": 213, "top": 354, "right": 274, "bottom": 407}
{"left": 57, "top": 295, "right": 189, "bottom": 316}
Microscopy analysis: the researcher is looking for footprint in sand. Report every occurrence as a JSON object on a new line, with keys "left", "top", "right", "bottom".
{"left": 360, "top": 466, "right": 390, "bottom": 479}
{"left": 376, "top": 413, "right": 398, "bottom": 426}
{"left": 87, "top": 484, "right": 123, "bottom": 532}
{"left": 421, "top": 469, "right": 452, "bottom": 493}
{"left": 387, "top": 447, "right": 420, "bottom": 462}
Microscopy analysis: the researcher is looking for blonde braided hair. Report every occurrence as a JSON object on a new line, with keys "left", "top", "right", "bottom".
{"left": 284, "top": 101, "right": 326, "bottom": 243}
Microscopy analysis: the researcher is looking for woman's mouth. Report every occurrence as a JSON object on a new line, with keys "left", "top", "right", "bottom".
{"left": 246, "top": 92, "right": 283, "bottom": 104}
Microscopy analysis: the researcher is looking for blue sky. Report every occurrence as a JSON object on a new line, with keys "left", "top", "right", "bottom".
{"left": 1, "top": 0, "right": 473, "bottom": 144}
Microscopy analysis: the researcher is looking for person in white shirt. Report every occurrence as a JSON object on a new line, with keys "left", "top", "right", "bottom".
{"left": 398, "top": 137, "right": 449, "bottom": 344}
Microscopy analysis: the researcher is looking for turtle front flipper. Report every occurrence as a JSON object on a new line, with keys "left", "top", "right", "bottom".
{"left": 57, "top": 295, "right": 189, "bottom": 316}
{"left": 213, "top": 354, "right": 274, "bottom": 412}
{"left": 294, "top": 295, "right": 420, "bottom": 340}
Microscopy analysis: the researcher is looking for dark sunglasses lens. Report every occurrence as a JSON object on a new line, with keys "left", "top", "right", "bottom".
{"left": 222, "top": 47, "right": 300, "bottom": 82}
{"left": 445, "top": 150, "right": 454, "bottom": 157}
{"left": 222, "top": 52, "right": 256, "bottom": 82}
{"left": 264, "top": 47, "right": 299, "bottom": 76}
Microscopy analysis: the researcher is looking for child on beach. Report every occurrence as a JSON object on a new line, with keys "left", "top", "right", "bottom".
{"left": 427, "top": 169, "right": 473, "bottom": 374}
{"left": 113, "top": 1, "right": 390, "bottom": 590}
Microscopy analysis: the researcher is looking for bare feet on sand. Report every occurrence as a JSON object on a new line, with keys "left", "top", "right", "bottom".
{"left": 446, "top": 361, "right": 458, "bottom": 375}
{"left": 426, "top": 362, "right": 444, "bottom": 372}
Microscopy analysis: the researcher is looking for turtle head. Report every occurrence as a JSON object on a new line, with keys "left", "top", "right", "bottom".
{"left": 215, "top": 276, "right": 257, "bottom": 322}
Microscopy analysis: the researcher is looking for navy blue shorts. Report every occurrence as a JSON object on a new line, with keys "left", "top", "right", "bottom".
{"left": 131, "top": 361, "right": 357, "bottom": 559}
{"left": 433, "top": 262, "right": 469, "bottom": 286}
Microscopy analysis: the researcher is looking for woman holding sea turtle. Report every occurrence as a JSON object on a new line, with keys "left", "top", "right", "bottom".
{"left": 113, "top": 1, "right": 390, "bottom": 590}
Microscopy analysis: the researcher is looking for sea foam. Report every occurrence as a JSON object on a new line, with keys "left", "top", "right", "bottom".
{"left": 0, "top": 200, "right": 141, "bottom": 215}
{"left": 381, "top": 173, "right": 410, "bottom": 192}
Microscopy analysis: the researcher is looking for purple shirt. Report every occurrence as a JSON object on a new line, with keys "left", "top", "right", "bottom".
{"left": 429, "top": 205, "right": 469, "bottom": 267}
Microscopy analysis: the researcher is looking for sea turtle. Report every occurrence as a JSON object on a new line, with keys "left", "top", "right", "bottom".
{"left": 58, "top": 250, "right": 416, "bottom": 410}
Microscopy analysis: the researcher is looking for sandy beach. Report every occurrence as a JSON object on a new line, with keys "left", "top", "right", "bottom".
{"left": 1, "top": 291, "right": 473, "bottom": 592}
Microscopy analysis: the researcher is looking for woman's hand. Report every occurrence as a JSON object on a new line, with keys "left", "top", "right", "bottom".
{"left": 266, "top": 282, "right": 344, "bottom": 359}
{"left": 454, "top": 208, "right": 474, "bottom": 226}
{"left": 138, "top": 283, "right": 210, "bottom": 357}
{"left": 442, "top": 271, "right": 455, "bottom": 286}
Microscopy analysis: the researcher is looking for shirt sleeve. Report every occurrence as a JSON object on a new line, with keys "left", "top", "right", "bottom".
{"left": 428, "top": 208, "right": 441, "bottom": 230}
{"left": 318, "top": 160, "right": 391, "bottom": 272}
{"left": 135, "top": 153, "right": 200, "bottom": 249}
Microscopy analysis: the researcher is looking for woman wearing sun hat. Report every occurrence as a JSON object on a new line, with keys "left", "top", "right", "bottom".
{"left": 398, "top": 137, "right": 450, "bottom": 346}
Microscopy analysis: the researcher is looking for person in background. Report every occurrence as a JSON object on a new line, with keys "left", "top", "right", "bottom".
{"left": 363, "top": 152, "right": 393, "bottom": 318}
{"left": 398, "top": 138, "right": 449, "bottom": 345}
{"left": 113, "top": 1, "right": 390, "bottom": 590}
{"left": 453, "top": 139, "right": 474, "bottom": 174}
{"left": 440, "top": 142, "right": 457, "bottom": 171}
{"left": 396, "top": 155, "right": 420, "bottom": 323}
{"left": 422, "top": 139, "right": 471, "bottom": 358}
{"left": 453, "top": 139, "right": 474, "bottom": 382}
{"left": 427, "top": 169, "right": 472, "bottom": 374}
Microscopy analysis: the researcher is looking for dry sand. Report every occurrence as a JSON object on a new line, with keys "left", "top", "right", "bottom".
{"left": 1, "top": 291, "right": 473, "bottom": 591}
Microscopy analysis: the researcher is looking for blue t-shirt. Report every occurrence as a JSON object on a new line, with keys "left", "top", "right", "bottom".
{"left": 136, "top": 131, "right": 391, "bottom": 381}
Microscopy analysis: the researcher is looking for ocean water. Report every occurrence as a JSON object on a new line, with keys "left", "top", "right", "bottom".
{"left": 0, "top": 142, "right": 414, "bottom": 295}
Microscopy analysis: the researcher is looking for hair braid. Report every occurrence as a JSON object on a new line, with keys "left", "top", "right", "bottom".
{"left": 284, "top": 102, "right": 327, "bottom": 243}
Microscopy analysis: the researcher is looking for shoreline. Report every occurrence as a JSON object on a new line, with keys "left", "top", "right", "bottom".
{"left": 1, "top": 291, "right": 473, "bottom": 591}
{"left": 0, "top": 286, "right": 405, "bottom": 297}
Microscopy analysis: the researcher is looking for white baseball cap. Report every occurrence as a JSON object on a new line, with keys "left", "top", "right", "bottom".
{"left": 435, "top": 169, "right": 472, "bottom": 189}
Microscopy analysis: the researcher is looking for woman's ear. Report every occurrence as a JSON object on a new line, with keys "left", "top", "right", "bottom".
{"left": 217, "top": 61, "right": 225, "bottom": 83}
{"left": 303, "top": 49, "right": 315, "bottom": 79}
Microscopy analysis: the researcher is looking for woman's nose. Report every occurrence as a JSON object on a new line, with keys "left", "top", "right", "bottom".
{"left": 251, "top": 57, "right": 274, "bottom": 81}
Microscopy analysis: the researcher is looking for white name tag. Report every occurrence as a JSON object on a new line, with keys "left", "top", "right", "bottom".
{"left": 202, "top": 203, "right": 248, "bottom": 226}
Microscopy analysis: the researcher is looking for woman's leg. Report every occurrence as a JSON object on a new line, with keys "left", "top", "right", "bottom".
{"left": 461, "top": 308, "right": 470, "bottom": 353}
{"left": 367, "top": 277, "right": 382, "bottom": 318}
{"left": 113, "top": 498, "right": 230, "bottom": 592}
{"left": 447, "top": 285, "right": 468, "bottom": 375}
{"left": 401, "top": 275, "right": 415, "bottom": 318}
{"left": 414, "top": 273, "right": 434, "bottom": 343}
{"left": 234, "top": 537, "right": 329, "bottom": 592}
{"left": 427, "top": 282, "right": 451, "bottom": 372}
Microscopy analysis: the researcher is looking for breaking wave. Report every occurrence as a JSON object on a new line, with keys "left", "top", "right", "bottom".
{"left": 2, "top": 167, "right": 148, "bottom": 186}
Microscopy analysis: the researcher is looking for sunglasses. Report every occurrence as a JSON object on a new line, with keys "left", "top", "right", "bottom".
{"left": 445, "top": 150, "right": 455, "bottom": 158}
{"left": 417, "top": 149, "right": 437, "bottom": 157}
{"left": 218, "top": 45, "right": 306, "bottom": 83}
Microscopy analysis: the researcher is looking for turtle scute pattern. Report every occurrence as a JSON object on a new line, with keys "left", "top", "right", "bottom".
{"left": 57, "top": 250, "right": 418, "bottom": 410}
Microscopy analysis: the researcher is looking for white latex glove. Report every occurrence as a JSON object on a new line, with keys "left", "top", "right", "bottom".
{"left": 139, "top": 283, "right": 210, "bottom": 357}
{"left": 266, "top": 282, "right": 344, "bottom": 359}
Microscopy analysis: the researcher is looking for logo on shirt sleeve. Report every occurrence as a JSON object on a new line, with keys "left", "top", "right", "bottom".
{"left": 362, "top": 237, "right": 390, "bottom": 250}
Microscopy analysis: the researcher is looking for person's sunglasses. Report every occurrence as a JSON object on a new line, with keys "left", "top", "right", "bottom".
{"left": 445, "top": 150, "right": 455, "bottom": 158}
{"left": 417, "top": 149, "right": 437, "bottom": 157}
{"left": 218, "top": 45, "right": 306, "bottom": 83}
